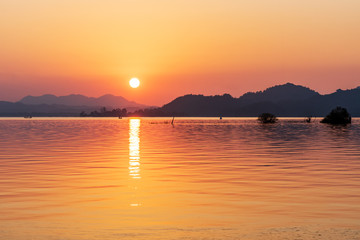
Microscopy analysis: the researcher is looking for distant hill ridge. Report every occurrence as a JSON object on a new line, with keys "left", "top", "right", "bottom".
{"left": 160, "top": 83, "right": 360, "bottom": 117}
{"left": 20, "top": 94, "right": 148, "bottom": 109}
{"left": 239, "top": 83, "right": 320, "bottom": 103}
{"left": 0, "top": 94, "right": 150, "bottom": 116}
{"left": 1, "top": 83, "right": 360, "bottom": 116}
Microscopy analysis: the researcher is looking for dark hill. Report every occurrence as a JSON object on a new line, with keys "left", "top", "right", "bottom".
{"left": 0, "top": 94, "right": 151, "bottom": 116}
{"left": 162, "top": 94, "right": 238, "bottom": 116}
{"left": 2, "top": 83, "right": 360, "bottom": 117}
{"left": 157, "top": 83, "right": 360, "bottom": 117}
{"left": 0, "top": 101, "right": 98, "bottom": 117}
{"left": 239, "top": 83, "right": 320, "bottom": 103}
{"left": 20, "top": 94, "right": 148, "bottom": 109}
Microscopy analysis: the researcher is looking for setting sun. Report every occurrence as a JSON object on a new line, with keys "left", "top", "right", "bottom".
{"left": 129, "top": 78, "right": 140, "bottom": 88}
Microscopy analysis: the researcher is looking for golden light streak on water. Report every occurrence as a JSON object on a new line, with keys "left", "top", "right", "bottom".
{"left": 129, "top": 118, "right": 141, "bottom": 179}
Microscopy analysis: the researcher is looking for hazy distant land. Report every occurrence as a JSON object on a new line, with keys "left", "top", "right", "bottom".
{"left": 0, "top": 94, "right": 151, "bottom": 117}
{"left": 1, "top": 83, "right": 360, "bottom": 117}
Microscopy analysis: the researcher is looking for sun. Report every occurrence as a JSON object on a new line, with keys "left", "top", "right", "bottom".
{"left": 129, "top": 78, "right": 140, "bottom": 88}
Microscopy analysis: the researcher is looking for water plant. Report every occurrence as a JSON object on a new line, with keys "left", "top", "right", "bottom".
{"left": 320, "top": 106, "right": 351, "bottom": 125}
{"left": 258, "top": 113, "right": 277, "bottom": 124}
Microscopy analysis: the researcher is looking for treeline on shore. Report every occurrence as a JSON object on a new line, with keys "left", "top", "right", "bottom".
{"left": 80, "top": 106, "right": 352, "bottom": 125}
{"left": 79, "top": 107, "right": 180, "bottom": 117}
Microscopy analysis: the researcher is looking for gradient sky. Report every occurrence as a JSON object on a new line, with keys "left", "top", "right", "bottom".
{"left": 1, "top": 0, "right": 360, "bottom": 106}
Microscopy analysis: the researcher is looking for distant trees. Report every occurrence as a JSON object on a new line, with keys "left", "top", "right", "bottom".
{"left": 79, "top": 106, "right": 353, "bottom": 126}
{"left": 80, "top": 107, "right": 128, "bottom": 117}
{"left": 79, "top": 107, "right": 179, "bottom": 117}
{"left": 127, "top": 108, "right": 179, "bottom": 117}
{"left": 321, "top": 107, "right": 351, "bottom": 125}
{"left": 258, "top": 113, "right": 277, "bottom": 123}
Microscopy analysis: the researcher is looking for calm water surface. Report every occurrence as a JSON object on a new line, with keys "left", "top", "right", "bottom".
{"left": 1, "top": 118, "right": 360, "bottom": 239}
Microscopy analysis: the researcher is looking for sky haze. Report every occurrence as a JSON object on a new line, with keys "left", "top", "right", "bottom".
{"left": 1, "top": 0, "right": 360, "bottom": 105}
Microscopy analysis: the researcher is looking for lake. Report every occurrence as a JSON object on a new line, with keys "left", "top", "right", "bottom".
{"left": 1, "top": 118, "right": 360, "bottom": 240}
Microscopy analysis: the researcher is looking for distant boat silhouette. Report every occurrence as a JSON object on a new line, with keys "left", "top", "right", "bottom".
{"left": 24, "top": 115, "right": 32, "bottom": 119}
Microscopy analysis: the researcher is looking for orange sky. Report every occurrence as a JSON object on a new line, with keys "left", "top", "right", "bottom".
{"left": 1, "top": 0, "right": 360, "bottom": 106}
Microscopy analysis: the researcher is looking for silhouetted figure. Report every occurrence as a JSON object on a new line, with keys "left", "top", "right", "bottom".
{"left": 171, "top": 116, "right": 175, "bottom": 125}
{"left": 220, "top": 116, "right": 222, "bottom": 120}
{"left": 258, "top": 113, "right": 277, "bottom": 123}
{"left": 320, "top": 107, "right": 351, "bottom": 124}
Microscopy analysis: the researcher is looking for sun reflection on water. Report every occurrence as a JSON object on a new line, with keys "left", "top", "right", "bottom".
{"left": 129, "top": 118, "right": 141, "bottom": 179}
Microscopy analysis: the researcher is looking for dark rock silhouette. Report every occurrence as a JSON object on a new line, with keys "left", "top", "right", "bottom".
{"left": 258, "top": 113, "right": 277, "bottom": 123}
{"left": 320, "top": 107, "right": 351, "bottom": 125}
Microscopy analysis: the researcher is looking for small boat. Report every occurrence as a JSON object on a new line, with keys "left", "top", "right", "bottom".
{"left": 118, "top": 116, "right": 122, "bottom": 119}
{"left": 24, "top": 115, "right": 32, "bottom": 119}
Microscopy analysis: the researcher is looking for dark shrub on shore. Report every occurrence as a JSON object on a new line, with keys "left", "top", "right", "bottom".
{"left": 258, "top": 113, "right": 277, "bottom": 124}
{"left": 320, "top": 107, "right": 351, "bottom": 125}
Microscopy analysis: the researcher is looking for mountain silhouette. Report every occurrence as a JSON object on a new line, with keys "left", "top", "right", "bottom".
{"left": 20, "top": 94, "right": 148, "bottom": 109}
{"left": 0, "top": 101, "right": 99, "bottom": 117}
{"left": 158, "top": 83, "right": 360, "bottom": 117}
{"left": 239, "top": 83, "right": 320, "bottom": 103}
{"left": 0, "top": 94, "right": 150, "bottom": 116}
{"left": 162, "top": 93, "right": 238, "bottom": 116}
{"left": 161, "top": 83, "right": 320, "bottom": 116}
{"left": 2, "top": 83, "right": 360, "bottom": 117}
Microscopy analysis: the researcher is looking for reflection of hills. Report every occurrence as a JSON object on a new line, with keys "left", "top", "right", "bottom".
{"left": 161, "top": 83, "right": 360, "bottom": 117}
